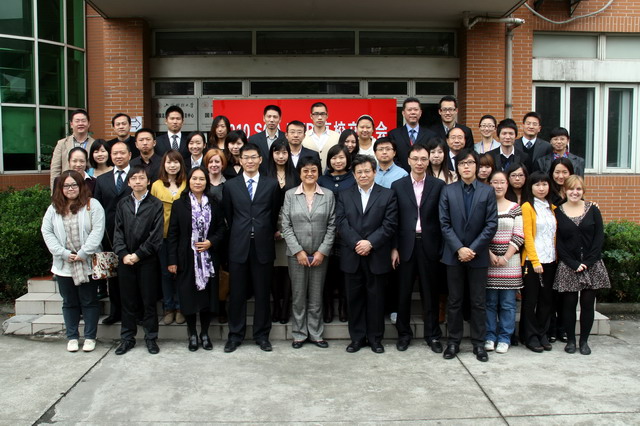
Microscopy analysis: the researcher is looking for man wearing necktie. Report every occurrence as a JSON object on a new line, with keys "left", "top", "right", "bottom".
{"left": 514, "top": 112, "right": 552, "bottom": 172}
{"left": 488, "top": 119, "right": 530, "bottom": 172}
{"left": 155, "top": 105, "right": 189, "bottom": 158}
{"left": 389, "top": 97, "right": 436, "bottom": 173}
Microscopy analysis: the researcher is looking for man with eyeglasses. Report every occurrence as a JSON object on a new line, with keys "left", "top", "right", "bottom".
{"left": 439, "top": 148, "right": 497, "bottom": 362}
{"left": 391, "top": 144, "right": 445, "bottom": 353}
{"left": 374, "top": 137, "right": 408, "bottom": 188}
{"left": 515, "top": 112, "right": 552, "bottom": 172}
{"left": 222, "top": 143, "right": 281, "bottom": 353}
{"left": 429, "top": 95, "right": 474, "bottom": 149}
{"left": 302, "top": 102, "right": 339, "bottom": 171}
{"left": 488, "top": 119, "right": 531, "bottom": 172}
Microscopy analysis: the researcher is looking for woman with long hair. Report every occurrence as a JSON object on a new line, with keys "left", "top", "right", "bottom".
{"left": 338, "top": 129, "right": 359, "bottom": 161}
{"left": 209, "top": 115, "right": 231, "bottom": 150}
{"left": 505, "top": 163, "right": 528, "bottom": 205}
{"left": 477, "top": 154, "right": 495, "bottom": 184}
{"left": 88, "top": 139, "right": 113, "bottom": 178}
{"left": 186, "top": 131, "right": 207, "bottom": 169}
{"left": 223, "top": 130, "right": 246, "bottom": 179}
{"left": 425, "top": 138, "right": 456, "bottom": 183}
{"left": 548, "top": 157, "right": 575, "bottom": 206}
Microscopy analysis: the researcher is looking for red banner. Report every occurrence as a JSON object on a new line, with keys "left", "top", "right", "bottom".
{"left": 213, "top": 99, "right": 397, "bottom": 139}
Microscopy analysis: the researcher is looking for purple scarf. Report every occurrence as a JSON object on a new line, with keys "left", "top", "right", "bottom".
{"left": 189, "top": 192, "right": 215, "bottom": 290}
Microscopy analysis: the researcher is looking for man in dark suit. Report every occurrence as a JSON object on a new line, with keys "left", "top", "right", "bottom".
{"left": 537, "top": 126, "right": 586, "bottom": 177}
{"left": 335, "top": 154, "right": 398, "bottom": 354}
{"left": 286, "top": 120, "right": 321, "bottom": 168}
{"left": 155, "top": 105, "right": 190, "bottom": 158}
{"left": 439, "top": 148, "right": 498, "bottom": 362}
{"left": 222, "top": 143, "right": 281, "bottom": 353}
{"left": 388, "top": 97, "right": 436, "bottom": 172}
{"left": 93, "top": 141, "right": 133, "bottom": 325}
{"left": 107, "top": 113, "right": 140, "bottom": 159}
{"left": 488, "top": 119, "right": 531, "bottom": 172}
{"left": 514, "top": 112, "right": 552, "bottom": 172}
{"left": 391, "top": 144, "right": 445, "bottom": 353}
{"left": 429, "top": 95, "right": 474, "bottom": 149}
{"left": 129, "top": 128, "right": 162, "bottom": 182}
{"left": 248, "top": 105, "right": 287, "bottom": 162}
{"left": 446, "top": 127, "right": 467, "bottom": 171}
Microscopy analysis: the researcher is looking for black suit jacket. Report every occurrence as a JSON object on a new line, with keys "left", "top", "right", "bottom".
{"left": 222, "top": 174, "right": 281, "bottom": 264}
{"left": 536, "top": 153, "right": 585, "bottom": 177}
{"left": 335, "top": 183, "right": 398, "bottom": 275}
{"left": 156, "top": 132, "right": 190, "bottom": 158}
{"left": 247, "top": 130, "right": 287, "bottom": 160}
{"left": 514, "top": 138, "right": 552, "bottom": 172}
{"left": 93, "top": 170, "right": 133, "bottom": 244}
{"left": 130, "top": 152, "right": 162, "bottom": 182}
{"left": 391, "top": 175, "right": 445, "bottom": 262}
{"left": 388, "top": 126, "right": 437, "bottom": 172}
{"left": 429, "top": 123, "right": 475, "bottom": 149}
{"left": 488, "top": 147, "right": 531, "bottom": 172}
{"left": 292, "top": 146, "right": 321, "bottom": 168}
{"left": 107, "top": 136, "right": 140, "bottom": 159}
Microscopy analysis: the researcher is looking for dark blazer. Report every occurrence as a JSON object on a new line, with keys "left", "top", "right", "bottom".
{"left": 488, "top": 147, "right": 531, "bottom": 172}
{"left": 222, "top": 174, "right": 281, "bottom": 264}
{"left": 112, "top": 193, "right": 164, "bottom": 263}
{"left": 388, "top": 125, "right": 437, "bottom": 172}
{"left": 93, "top": 170, "right": 133, "bottom": 243}
{"left": 391, "top": 175, "right": 445, "bottom": 262}
{"left": 556, "top": 203, "right": 604, "bottom": 270}
{"left": 156, "top": 132, "right": 190, "bottom": 158}
{"left": 130, "top": 152, "right": 162, "bottom": 183}
{"left": 515, "top": 137, "right": 552, "bottom": 172}
{"left": 335, "top": 183, "right": 398, "bottom": 275}
{"left": 293, "top": 146, "right": 321, "bottom": 167}
{"left": 247, "top": 130, "right": 287, "bottom": 160}
{"left": 537, "top": 153, "right": 585, "bottom": 177}
{"left": 107, "top": 136, "right": 140, "bottom": 159}
{"left": 439, "top": 180, "right": 498, "bottom": 268}
{"left": 429, "top": 123, "right": 475, "bottom": 149}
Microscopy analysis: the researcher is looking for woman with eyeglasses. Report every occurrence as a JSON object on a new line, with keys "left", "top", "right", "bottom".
{"left": 505, "top": 163, "right": 528, "bottom": 205}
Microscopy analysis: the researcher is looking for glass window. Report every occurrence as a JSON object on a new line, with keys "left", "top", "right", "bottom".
{"left": 202, "top": 81, "right": 242, "bottom": 96}
{"left": 535, "top": 86, "right": 561, "bottom": 142}
{"left": 568, "top": 87, "right": 595, "bottom": 169}
{"left": 368, "top": 81, "right": 407, "bottom": 95}
{"left": 37, "top": 0, "right": 63, "bottom": 42}
{"left": 66, "top": 0, "right": 84, "bottom": 48}
{"left": 155, "top": 82, "right": 194, "bottom": 96}
{"left": 359, "top": 31, "right": 454, "bottom": 56}
{"left": 1, "top": 106, "right": 37, "bottom": 171}
{"left": 0, "top": 0, "right": 32, "bottom": 37}
{"left": 533, "top": 34, "right": 597, "bottom": 59}
{"left": 606, "top": 88, "right": 634, "bottom": 169}
{"left": 607, "top": 36, "right": 640, "bottom": 59}
{"left": 39, "top": 108, "right": 66, "bottom": 170}
{"left": 256, "top": 31, "right": 355, "bottom": 55}
{"left": 250, "top": 81, "right": 359, "bottom": 95}
{"left": 415, "top": 82, "right": 456, "bottom": 96}
{"left": 67, "top": 48, "right": 84, "bottom": 108}
{"left": 0, "top": 38, "right": 34, "bottom": 104}
{"left": 155, "top": 31, "right": 252, "bottom": 56}
{"left": 39, "top": 42, "right": 64, "bottom": 106}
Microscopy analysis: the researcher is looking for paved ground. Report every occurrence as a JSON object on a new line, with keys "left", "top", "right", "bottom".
{"left": 1, "top": 314, "right": 639, "bottom": 425}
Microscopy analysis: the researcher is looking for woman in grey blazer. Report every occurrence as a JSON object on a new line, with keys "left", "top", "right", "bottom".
{"left": 281, "top": 156, "right": 336, "bottom": 349}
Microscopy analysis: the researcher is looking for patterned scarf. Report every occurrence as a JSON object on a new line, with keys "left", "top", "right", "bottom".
{"left": 63, "top": 213, "right": 89, "bottom": 286}
{"left": 189, "top": 192, "right": 215, "bottom": 290}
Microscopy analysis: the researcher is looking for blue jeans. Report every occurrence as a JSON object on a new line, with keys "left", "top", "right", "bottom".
{"left": 57, "top": 275, "right": 99, "bottom": 340}
{"left": 485, "top": 289, "right": 516, "bottom": 344}
{"left": 159, "top": 238, "right": 179, "bottom": 311}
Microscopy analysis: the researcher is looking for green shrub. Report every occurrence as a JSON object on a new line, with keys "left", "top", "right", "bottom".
{"left": 600, "top": 220, "right": 640, "bottom": 303}
{"left": 0, "top": 185, "right": 51, "bottom": 300}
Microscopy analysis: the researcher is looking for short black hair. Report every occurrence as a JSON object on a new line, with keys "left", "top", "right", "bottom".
{"left": 296, "top": 155, "right": 322, "bottom": 175}
{"left": 286, "top": 120, "right": 306, "bottom": 132}
{"left": 408, "top": 143, "right": 429, "bottom": 156}
{"left": 111, "top": 113, "right": 131, "bottom": 126}
{"left": 135, "top": 128, "right": 156, "bottom": 140}
{"left": 351, "top": 154, "right": 377, "bottom": 173}
{"left": 373, "top": 136, "right": 396, "bottom": 152}
{"left": 479, "top": 114, "right": 497, "bottom": 127}
{"left": 111, "top": 140, "right": 131, "bottom": 153}
{"left": 438, "top": 95, "right": 458, "bottom": 109}
{"left": 310, "top": 102, "right": 327, "bottom": 112}
{"left": 165, "top": 105, "right": 184, "bottom": 119}
{"left": 325, "top": 145, "right": 352, "bottom": 173}
{"left": 454, "top": 149, "right": 480, "bottom": 172}
{"left": 240, "top": 142, "right": 261, "bottom": 157}
{"left": 523, "top": 111, "right": 542, "bottom": 125}
{"left": 263, "top": 105, "right": 281, "bottom": 116}
{"left": 496, "top": 119, "right": 518, "bottom": 138}
{"left": 126, "top": 164, "right": 150, "bottom": 183}
{"left": 402, "top": 97, "right": 422, "bottom": 109}
{"left": 549, "top": 127, "right": 570, "bottom": 139}
{"left": 69, "top": 109, "right": 89, "bottom": 122}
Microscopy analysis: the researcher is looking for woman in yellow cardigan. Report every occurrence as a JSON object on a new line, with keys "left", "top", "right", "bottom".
{"left": 520, "top": 171, "right": 557, "bottom": 353}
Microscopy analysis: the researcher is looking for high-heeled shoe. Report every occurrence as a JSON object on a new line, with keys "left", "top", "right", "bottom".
{"left": 188, "top": 334, "right": 199, "bottom": 352}
{"left": 338, "top": 299, "right": 348, "bottom": 323}
{"left": 200, "top": 334, "right": 213, "bottom": 350}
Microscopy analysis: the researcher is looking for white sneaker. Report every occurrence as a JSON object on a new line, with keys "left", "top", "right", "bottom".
{"left": 484, "top": 340, "right": 495, "bottom": 351}
{"left": 67, "top": 339, "right": 79, "bottom": 352}
{"left": 390, "top": 312, "right": 397, "bottom": 324}
{"left": 496, "top": 342, "right": 509, "bottom": 353}
{"left": 83, "top": 339, "right": 96, "bottom": 352}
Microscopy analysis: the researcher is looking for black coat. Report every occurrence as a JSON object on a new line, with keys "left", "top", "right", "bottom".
{"left": 94, "top": 170, "right": 133, "bottom": 246}
{"left": 112, "top": 193, "right": 164, "bottom": 263}
{"left": 556, "top": 204, "right": 604, "bottom": 270}
{"left": 388, "top": 125, "right": 437, "bottom": 172}
{"left": 167, "top": 192, "right": 226, "bottom": 315}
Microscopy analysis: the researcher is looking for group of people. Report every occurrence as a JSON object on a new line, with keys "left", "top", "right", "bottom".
{"left": 41, "top": 97, "right": 610, "bottom": 361}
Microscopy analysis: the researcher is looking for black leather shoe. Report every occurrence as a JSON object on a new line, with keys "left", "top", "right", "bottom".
{"left": 540, "top": 336, "right": 553, "bottom": 351}
{"left": 565, "top": 341, "right": 577, "bottom": 354}
{"left": 102, "top": 315, "right": 120, "bottom": 325}
{"left": 292, "top": 340, "right": 304, "bottom": 349}
{"left": 473, "top": 346, "right": 489, "bottom": 362}
{"left": 115, "top": 340, "right": 135, "bottom": 355}
{"left": 256, "top": 340, "right": 272, "bottom": 352}
{"left": 526, "top": 344, "right": 544, "bottom": 353}
{"left": 201, "top": 334, "right": 213, "bottom": 350}
{"left": 146, "top": 339, "right": 160, "bottom": 354}
{"left": 443, "top": 344, "right": 459, "bottom": 359}
{"left": 346, "top": 341, "right": 363, "bottom": 353}
{"left": 311, "top": 340, "right": 329, "bottom": 348}
{"left": 224, "top": 340, "right": 240, "bottom": 353}
{"left": 370, "top": 342, "right": 385, "bottom": 354}
{"left": 396, "top": 338, "right": 410, "bottom": 351}
{"left": 428, "top": 339, "right": 443, "bottom": 354}
{"left": 188, "top": 335, "right": 199, "bottom": 352}
{"left": 579, "top": 341, "right": 591, "bottom": 355}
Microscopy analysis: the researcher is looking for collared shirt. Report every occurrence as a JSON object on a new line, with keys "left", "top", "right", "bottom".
{"left": 294, "top": 183, "right": 324, "bottom": 212}
{"left": 168, "top": 131, "right": 182, "bottom": 149}
{"left": 191, "top": 155, "right": 202, "bottom": 168}
{"left": 461, "top": 179, "right": 476, "bottom": 217}
{"left": 309, "top": 128, "right": 329, "bottom": 152}
{"left": 533, "top": 197, "right": 556, "bottom": 263}
{"left": 358, "top": 185, "right": 374, "bottom": 212}
{"left": 131, "top": 190, "right": 149, "bottom": 215}
{"left": 113, "top": 164, "right": 131, "bottom": 186}
{"left": 553, "top": 151, "right": 569, "bottom": 160}
{"left": 411, "top": 174, "right": 425, "bottom": 232}
{"left": 73, "top": 136, "right": 90, "bottom": 150}
{"left": 243, "top": 172, "right": 260, "bottom": 200}
{"left": 522, "top": 137, "right": 537, "bottom": 148}
{"left": 290, "top": 148, "right": 302, "bottom": 168}
{"left": 266, "top": 130, "right": 281, "bottom": 149}
{"left": 406, "top": 124, "right": 419, "bottom": 142}
{"left": 499, "top": 146, "right": 515, "bottom": 170}
{"left": 375, "top": 163, "right": 408, "bottom": 189}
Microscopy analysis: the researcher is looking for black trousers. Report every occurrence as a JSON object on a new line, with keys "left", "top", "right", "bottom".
{"left": 227, "top": 239, "right": 273, "bottom": 342}
{"left": 345, "top": 256, "right": 386, "bottom": 344}
{"left": 396, "top": 238, "right": 442, "bottom": 342}
{"left": 446, "top": 264, "right": 488, "bottom": 346}
{"left": 522, "top": 261, "right": 557, "bottom": 345}
{"left": 118, "top": 258, "right": 159, "bottom": 342}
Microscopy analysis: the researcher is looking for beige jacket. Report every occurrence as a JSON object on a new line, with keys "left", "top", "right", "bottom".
{"left": 302, "top": 129, "right": 339, "bottom": 172}
{"left": 49, "top": 135, "right": 95, "bottom": 188}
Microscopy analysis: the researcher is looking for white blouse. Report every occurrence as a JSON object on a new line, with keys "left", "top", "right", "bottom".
{"left": 533, "top": 198, "right": 556, "bottom": 264}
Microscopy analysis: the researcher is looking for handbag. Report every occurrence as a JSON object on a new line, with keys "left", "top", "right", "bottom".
{"left": 87, "top": 198, "right": 119, "bottom": 279}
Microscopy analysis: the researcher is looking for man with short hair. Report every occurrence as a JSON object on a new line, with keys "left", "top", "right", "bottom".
{"left": 488, "top": 119, "right": 530, "bottom": 172}
{"left": 129, "top": 128, "right": 162, "bottom": 182}
{"left": 374, "top": 137, "right": 408, "bottom": 188}
{"left": 515, "top": 112, "right": 552, "bottom": 172}
{"left": 536, "top": 127, "right": 585, "bottom": 176}
{"left": 429, "top": 95, "right": 474, "bottom": 149}
{"left": 287, "top": 120, "right": 320, "bottom": 168}
{"left": 248, "top": 105, "right": 287, "bottom": 160}
{"left": 155, "top": 106, "right": 189, "bottom": 158}
{"left": 388, "top": 97, "right": 436, "bottom": 172}
{"left": 446, "top": 127, "right": 467, "bottom": 171}
{"left": 107, "top": 113, "right": 140, "bottom": 159}
{"left": 336, "top": 154, "right": 398, "bottom": 354}
{"left": 302, "top": 102, "right": 340, "bottom": 170}
{"left": 50, "top": 109, "right": 95, "bottom": 187}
